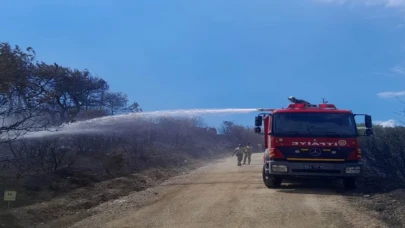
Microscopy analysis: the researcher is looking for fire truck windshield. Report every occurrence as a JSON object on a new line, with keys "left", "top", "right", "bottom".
{"left": 272, "top": 112, "right": 357, "bottom": 137}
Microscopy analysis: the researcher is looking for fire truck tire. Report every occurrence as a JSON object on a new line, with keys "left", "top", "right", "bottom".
{"left": 343, "top": 177, "right": 356, "bottom": 190}
{"left": 262, "top": 165, "right": 282, "bottom": 188}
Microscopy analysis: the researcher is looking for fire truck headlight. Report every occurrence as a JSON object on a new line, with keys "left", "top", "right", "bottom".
{"left": 345, "top": 167, "right": 361, "bottom": 174}
{"left": 272, "top": 165, "right": 288, "bottom": 172}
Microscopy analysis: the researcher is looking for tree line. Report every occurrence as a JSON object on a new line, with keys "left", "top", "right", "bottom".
{"left": 0, "top": 42, "right": 142, "bottom": 142}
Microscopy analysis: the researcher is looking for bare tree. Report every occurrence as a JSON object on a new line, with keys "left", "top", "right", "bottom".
{"left": 126, "top": 101, "right": 143, "bottom": 113}
{"left": 0, "top": 43, "right": 52, "bottom": 143}
{"left": 8, "top": 138, "right": 76, "bottom": 178}
{"left": 103, "top": 92, "right": 128, "bottom": 115}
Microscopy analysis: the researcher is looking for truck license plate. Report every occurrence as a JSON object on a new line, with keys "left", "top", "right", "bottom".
{"left": 305, "top": 165, "right": 326, "bottom": 170}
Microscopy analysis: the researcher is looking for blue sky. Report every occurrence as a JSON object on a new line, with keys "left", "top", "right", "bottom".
{"left": 2, "top": 0, "right": 405, "bottom": 127}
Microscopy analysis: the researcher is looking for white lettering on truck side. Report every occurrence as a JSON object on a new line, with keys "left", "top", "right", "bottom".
{"left": 291, "top": 142, "right": 338, "bottom": 146}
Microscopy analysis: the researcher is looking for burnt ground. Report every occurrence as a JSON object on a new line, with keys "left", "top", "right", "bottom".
{"left": 352, "top": 189, "right": 405, "bottom": 228}
{"left": 1, "top": 159, "right": 405, "bottom": 228}
{"left": 344, "top": 176, "right": 405, "bottom": 228}
{"left": 0, "top": 156, "right": 220, "bottom": 228}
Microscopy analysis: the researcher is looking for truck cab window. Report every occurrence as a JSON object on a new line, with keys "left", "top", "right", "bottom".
{"left": 273, "top": 112, "right": 356, "bottom": 137}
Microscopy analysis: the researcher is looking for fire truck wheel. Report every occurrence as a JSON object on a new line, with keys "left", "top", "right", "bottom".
{"left": 343, "top": 177, "right": 356, "bottom": 190}
{"left": 262, "top": 165, "right": 282, "bottom": 188}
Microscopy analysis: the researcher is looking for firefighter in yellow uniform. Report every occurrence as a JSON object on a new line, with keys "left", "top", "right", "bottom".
{"left": 243, "top": 143, "right": 253, "bottom": 165}
{"left": 232, "top": 144, "right": 244, "bottom": 166}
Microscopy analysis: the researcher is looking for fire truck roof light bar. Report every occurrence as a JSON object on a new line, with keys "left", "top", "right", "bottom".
{"left": 318, "top": 103, "right": 337, "bottom": 109}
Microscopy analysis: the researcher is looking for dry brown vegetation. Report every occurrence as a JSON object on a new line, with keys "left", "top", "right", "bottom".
{"left": 0, "top": 116, "right": 261, "bottom": 227}
{"left": 347, "top": 126, "right": 405, "bottom": 228}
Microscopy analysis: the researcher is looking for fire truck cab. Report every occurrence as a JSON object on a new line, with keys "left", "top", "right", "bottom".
{"left": 254, "top": 97, "right": 373, "bottom": 189}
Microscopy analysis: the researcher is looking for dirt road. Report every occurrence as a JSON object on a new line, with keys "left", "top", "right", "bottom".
{"left": 68, "top": 153, "right": 388, "bottom": 228}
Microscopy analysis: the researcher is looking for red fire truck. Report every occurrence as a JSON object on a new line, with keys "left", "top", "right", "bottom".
{"left": 254, "top": 97, "right": 373, "bottom": 189}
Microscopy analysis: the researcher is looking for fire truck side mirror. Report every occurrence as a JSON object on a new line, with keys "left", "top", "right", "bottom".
{"left": 254, "top": 127, "right": 261, "bottom": 134}
{"left": 255, "top": 116, "right": 262, "bottom": 127}
{"left": 365, "top": 115, "right": 372, "bottom": 128}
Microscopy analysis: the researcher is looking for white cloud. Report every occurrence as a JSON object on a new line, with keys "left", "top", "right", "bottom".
{"left": 373, "top": 71, "right": 395, "bottom": 77}
{"left": 377, "top": 91, "right": 405, "bottom": 98}
{"left": 315, "top": 0, "right": 405, "bottom": 9}
{"left": 386, "top": 0, "right": 405, "bottom": 7}
{"left": 396, "top": 23, "right": 405, "bottom": 28}
{"left": 391, "top": 66, "right": 405, "bottom": 74}
{"left": 375, "top": 119, "right": 396, "bottom": 127}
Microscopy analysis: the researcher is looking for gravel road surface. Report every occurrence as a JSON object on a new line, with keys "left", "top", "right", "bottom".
{"left": 69, "top": 153, "right": 387, "bottom": 228}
